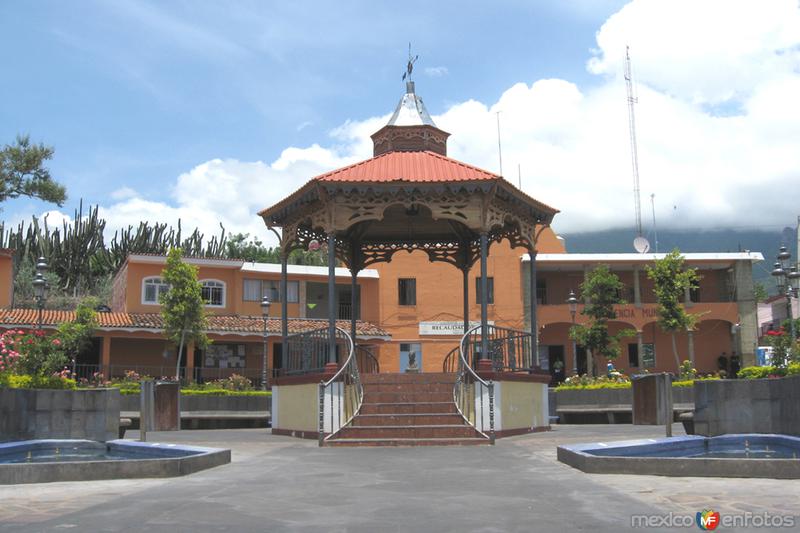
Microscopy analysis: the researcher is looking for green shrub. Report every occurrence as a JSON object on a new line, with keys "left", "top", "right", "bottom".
{"left": 738, "top": 364, "right": 800, "bottom": 379}
{"left": 180, "top": 389, "right": 270, "bottom": 397}
{"left": 3, "top": 373, "right": 76, "bottom": 389}
{"left": 118, "top": 387, "right": 269, "bottom": 397}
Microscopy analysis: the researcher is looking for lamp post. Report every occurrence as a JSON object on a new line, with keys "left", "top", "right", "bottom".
{"left": 771, "top": 245, "right": 800, "bottom": 341}
{"left": 567, "top": 289, "right": 578, "bottom": 375}
{"left": 260, "top": 296, "right": 271, "bottom": 391}
{"left": 32, "top": 256, "right": 49, "bottom": 331}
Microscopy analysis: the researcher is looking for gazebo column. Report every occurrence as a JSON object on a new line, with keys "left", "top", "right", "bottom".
{"left": 280, "top": 251, "right": 289, "bottom": 370}
{"left": 529, "top": 249, "right": 539, "bottom": 370}
{"left": 349, "top": 247, "right": 359, "bottom": 347}
{"left": 326, "top": 232, "right": 337, "bottom": 369}
{"left": 462, "top": 268, "right": 470, "bottom": 335}
{"left": 479, "top": 232, "right": 489, "bottom": 367}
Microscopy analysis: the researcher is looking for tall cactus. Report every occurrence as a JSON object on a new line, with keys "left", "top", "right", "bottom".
{"left": 0, "top": 201, "right": 230, "bottom": 302}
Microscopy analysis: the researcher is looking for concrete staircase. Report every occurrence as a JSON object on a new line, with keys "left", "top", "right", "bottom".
{"left": 325, "top": 373, "right": 489, "bottom": 447}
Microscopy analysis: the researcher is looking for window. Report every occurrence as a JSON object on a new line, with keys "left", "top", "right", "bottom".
{"left": 142, "top": 277, "right": 169, "bottom": 304}
{"left": 628, "top": 343, "right": 655, "bottom": 367}
{"left": 475, "top": 277, "right": 494, "bottom": 304}
{"left": 536, "top": 280, "right": 547, "bottom": 305}
{"left": 628, "top": 343, "right": 656, "bottom": 368}
{"left": 201, "top": 280, "right": 225, "bottom": 307}
{"left": 628, "top": 344, "right": 639, "bottom": 367}
{"left": 689, "top": 286, "right": 700, "bottom": 303}
{"left": 400, "top": 343, "right": 421, "bottom": 372}
{"left": 398, "top": 278, "right": 416, "bottom": 306}
{"left": 242, "top": 279, "right": 299, "bottom": 303}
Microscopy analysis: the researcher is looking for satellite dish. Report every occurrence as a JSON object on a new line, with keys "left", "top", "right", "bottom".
{"left": 633, "top": 236, "right": 650, "bottom": 254}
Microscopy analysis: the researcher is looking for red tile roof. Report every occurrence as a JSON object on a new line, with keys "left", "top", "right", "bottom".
{"left": 315, "top": 150, "right": 500, "bottom": 183}
{"left": 259, "top": 150, "right": 558, "bottom": 222}
{"left": 0, "top": 309, "right": 390, "bottom": 339}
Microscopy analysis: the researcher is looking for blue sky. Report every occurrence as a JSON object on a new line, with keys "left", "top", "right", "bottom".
{"left": 1, "top": 0, "right": 799, "bottom": 243}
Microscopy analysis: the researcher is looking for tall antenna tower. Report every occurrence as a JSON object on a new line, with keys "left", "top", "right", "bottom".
{"left": 625, "top": 46, "right": 649, "bottom": 254}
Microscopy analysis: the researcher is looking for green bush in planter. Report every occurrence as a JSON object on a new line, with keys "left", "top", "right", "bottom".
{"left": 738, "top": 363, "right": 800, "bottom": 379}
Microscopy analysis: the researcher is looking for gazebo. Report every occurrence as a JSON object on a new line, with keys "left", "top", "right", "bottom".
{"left": 260, "top": 80, "right": 559, "bottom": 445}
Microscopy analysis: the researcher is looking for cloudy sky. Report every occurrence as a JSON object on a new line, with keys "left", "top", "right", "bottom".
{"left": 1, "top": 0, "right": 798, "bottom": 245}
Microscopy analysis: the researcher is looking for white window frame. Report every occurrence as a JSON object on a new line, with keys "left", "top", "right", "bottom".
{"left": 142, "top": 276, "right": 170, "bottom": 305}
{"left": 200, "top": 279, "right": 226, "bottom": 308}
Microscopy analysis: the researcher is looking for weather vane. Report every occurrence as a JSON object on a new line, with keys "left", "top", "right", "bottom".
{"left": 402, "top": 42, "right": 418, "bottom": 81}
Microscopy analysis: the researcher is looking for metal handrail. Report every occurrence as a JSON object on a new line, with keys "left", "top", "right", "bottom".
{"left": 453, "top": 325, "right": 494, "bottom": 443}
{"left": 355, "top": 344, "right": 380, "bottom": 374}
{"left": 318, "top": 327, "right": 363, "bottom": 445}
{"left": 442, "top": 345, "right": 460, "bottom": 373}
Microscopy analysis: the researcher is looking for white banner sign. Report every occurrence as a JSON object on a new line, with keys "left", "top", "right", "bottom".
{"left": 418, "top": 321, "right": 495, "bottom": 336}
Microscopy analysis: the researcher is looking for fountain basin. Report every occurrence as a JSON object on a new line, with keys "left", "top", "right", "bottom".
{"left": 557, "top": 434, "right": 800, "bottom": 479}
{"left": 0, "top": 439, "right": 230, "bottom": 484}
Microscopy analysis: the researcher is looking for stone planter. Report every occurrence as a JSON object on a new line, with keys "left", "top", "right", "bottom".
{"left": 693, "top": 375, "right": 800, "bottom": 437}
{"left": 553, "top": 386, "right": 694, "bottom": 424}
{"left": 120, "top": 393, "right": 270, "bottom": 412}
{"left": 0, "top": 388, "right": 120, "bottom": 442}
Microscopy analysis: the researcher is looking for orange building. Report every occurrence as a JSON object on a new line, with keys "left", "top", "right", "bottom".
{"left": 366, "top": 245, "right": 762, "bottom": 380}
{"left": 0, "top": 253, "right": 389, "bottom": 385}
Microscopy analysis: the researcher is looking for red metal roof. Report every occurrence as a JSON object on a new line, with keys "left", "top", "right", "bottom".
{"left": 0, "top": 309, "right": 390, "bottom": 339}
{"left": 315, "top": 150, "right": 500, "bottom": 183}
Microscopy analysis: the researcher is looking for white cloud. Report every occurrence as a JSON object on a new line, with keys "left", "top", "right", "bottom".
{"left": 424, "top": 66, "right": 449, "bottom": 77}
{"left": 110, "top": 187, "right": 139, "bottom": 201}
{"left": 47, "top": 0, "right": 800, "bottom": 245}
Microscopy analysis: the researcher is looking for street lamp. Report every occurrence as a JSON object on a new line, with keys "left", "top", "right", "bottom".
{"left": 32, "top": 256, "right": 49, "bottom": 331}
{"left": 771, "top": 245, "right": 800, "bottom": 341}
{"left": 567, "top": 289, "right": 578, "bottom": 375}
{"left": 260, "top": 296, "right": 271, "bottom": 391}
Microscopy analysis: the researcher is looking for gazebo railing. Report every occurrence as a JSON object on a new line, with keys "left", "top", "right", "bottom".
{"left": 319, "top": 327, "right": 362, "bottom": 445}
{"left": 462, "top": 324, "right": 535, "bottom": 372}
{"left": 283, "top": 327, "right": 348, "bottom": 375}
{"left": 445, "top": 325, "right": 536, "bottom": 373}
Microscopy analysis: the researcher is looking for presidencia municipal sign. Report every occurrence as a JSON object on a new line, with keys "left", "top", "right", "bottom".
{"left": 419, "top": 321, "right": 495, "bottom": 336}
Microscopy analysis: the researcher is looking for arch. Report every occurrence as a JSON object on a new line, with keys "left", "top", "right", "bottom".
{"left": 141, "top": 276, "right": 169, "bottom": 305}
{"left": 200, "top": 279, "right": 226, "bottom": 308}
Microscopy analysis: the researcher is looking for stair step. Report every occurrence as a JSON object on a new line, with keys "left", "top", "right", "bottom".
{"left": 361, "top": 373, "right": 456, "bottom": 384}
{"left": 359, "top": 402, "right": 458, "bottom": 415}
{"left": 365, "top": 391, "right": 453, "bottom": 403}
{"left": 325, "top": 437, "right": 489, "bottom": 447}
{"left": 363, "top": 382, "right": 453, "bottom": 393}
{"left": 351, "top": 413, "right": 464, "bottom": 426}
{"left": 336, "top": 425, "right": 482, "bottom": 439}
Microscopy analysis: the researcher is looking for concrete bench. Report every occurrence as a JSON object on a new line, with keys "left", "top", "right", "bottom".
{"left": 121, "top": 411, "right": 271, "bottom": 430}
{"left": 556, "top": 403, "right": 694, "bottom": 424}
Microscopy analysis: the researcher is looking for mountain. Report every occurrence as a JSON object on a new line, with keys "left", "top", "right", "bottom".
{"left": 560, "top": 227, "right": 799, "bottom": 286}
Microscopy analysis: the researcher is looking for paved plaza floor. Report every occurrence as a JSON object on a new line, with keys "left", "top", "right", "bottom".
{"left": 1, "top": 424, "right": 798, "bottom": 532}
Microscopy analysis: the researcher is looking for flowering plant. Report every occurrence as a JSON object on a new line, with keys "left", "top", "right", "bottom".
{"left": 0, "top": 328, "right": 70, "bottom": 379}
{"left": 765, "top": 324, "right": 798, "bottom": 368}
{"left": 0, "top": 330, "right": 22, "bottom": 374}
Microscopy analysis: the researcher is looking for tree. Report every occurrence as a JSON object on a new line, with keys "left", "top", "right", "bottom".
{"left": 159, "top": 248, "right": 209, "bottom": 380}
{"left": 569, "top": 264, "right": 635, "bottom": 375}
{"left": 754, "top": 282, "right": 768, "bottom": 303}
{"left": 0, "top": 135, "right": 66, "bottom": 206}
{"left": 56, "top": 297, "right": 99, "bottom": 373}
{"left": 646, "top": 249, "right": 700, "bottom": 368}
{"left": 225, "top": 232, "right": 327, "bottom": 265}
